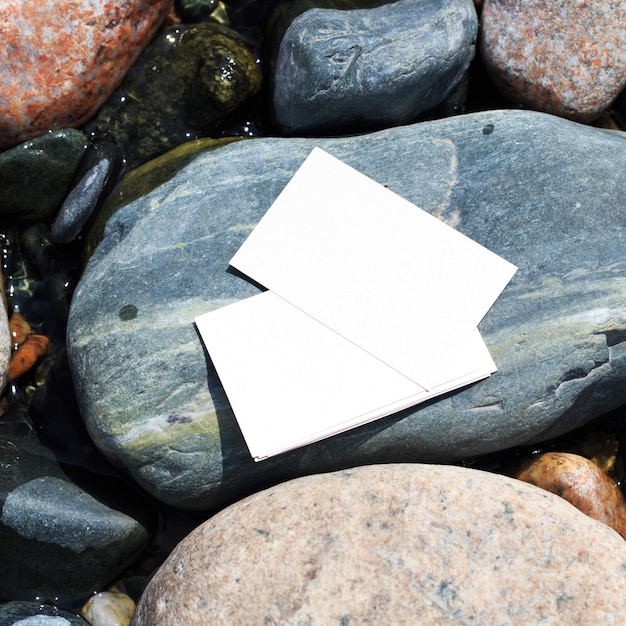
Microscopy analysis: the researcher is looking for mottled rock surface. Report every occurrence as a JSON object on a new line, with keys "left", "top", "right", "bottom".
{"left": 81, "top": 590, "right": 136, "bottom": 626}
{"left": 67, "top": 110, "right": 626, "bottom": 511}
{"left": 269, "top": 0, "right": 477, "bottom": 134}
{"left": 50, "top": 138, "right": 122, "bottom": 244}
{"left": 515, "top": 451, "right": 626, "bottom": 539}
{"left": 0, "top": 437, "right": 153, "bottom": 603}
{"left": 480, "top": 0, "right": 626, "bottom": 121}
{"left": 87, "top": 21, "right": 262, "bottom": 169}
{"left": 0, "top": 0, "right": 173, "bottom": 148}
{"left": 0, "top": 291, "right": 9, "bottom": 396}
{"left": 132, "top": 464, "right": 626, "bottom": 625}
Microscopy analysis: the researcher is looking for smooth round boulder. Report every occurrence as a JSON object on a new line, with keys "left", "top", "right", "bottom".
{"left": 132, "top": 463, "right": 626, "bottom": 625}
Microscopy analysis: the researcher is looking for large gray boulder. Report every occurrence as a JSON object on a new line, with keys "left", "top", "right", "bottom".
{"left": 67, "top": 110, "right": 626, "bottom": 511}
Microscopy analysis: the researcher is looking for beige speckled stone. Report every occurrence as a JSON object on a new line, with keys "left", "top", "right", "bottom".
{"left": 133, "top": 464, "right": 626, "bottom": 625}
{"left": 480, "top": 0, "right": 626, "bottom": 121}
{"left": 82, "top": 590, "right": 136, "bottom": 626}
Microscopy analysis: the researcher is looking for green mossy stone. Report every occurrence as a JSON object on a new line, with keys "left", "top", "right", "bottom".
{"left": 89, "top": 22, "right": 262, "bottom": 169}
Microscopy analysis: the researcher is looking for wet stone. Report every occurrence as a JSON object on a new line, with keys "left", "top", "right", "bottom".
{"left": 0, "top": 437, "right": 154, "bottom": 604}
{"left": 175, "top": 0, "right": 228, "bottom": 23}
{"left": 86, "top": 22, "right": 263, "bottom": 169}
{"left": 81, "top": 590, "right": 136, "bottom": 626}
{"left": 50, "top": 138, "right": 122, "bottom": 245}
{"left": 0, "top": 130, "right": 88, "bottom": 222}
{"left": 0, "top": 0, "right": 173, "bottom": 148}
{"left": 268, "top": 0, "right": 478, "bottom": 134}
{"left": 514, "top": 451, "right": 626, "bottom": 539}
{"left": 0, "top": 601, "right": 88, "bottom": 625}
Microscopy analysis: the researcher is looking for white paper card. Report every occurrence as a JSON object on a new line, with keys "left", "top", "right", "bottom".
{"left": 196, "top": 291, "right": 496, "bottom": 460}
{"left": 231, "top": 147, "right": 517, "bottom": 391}
{"left": 195, "top": 148, "right": 517, "bottom": 461}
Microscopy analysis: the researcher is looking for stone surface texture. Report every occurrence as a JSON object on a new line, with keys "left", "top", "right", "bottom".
{"left": 132, "top": 463, "right": 626, "bottom": 625}
{"left": 50, "top": 138, "right": 122, "bottom": 244}
{"left": 0, "top": 287, "right": 9, "bottom": 396}
{"left": 0, "top": 129, "right": 88, "bottom": 221}
{"left": 67, "top": 110, "right": 626, "bottom": 511}
{"left": 514, "top": 451, "right": 626, "bottom": 539}
{"left": 0, "top": 437, "right": 153, "bottom": 603}
{"left": 87, "top": 21, "right": 262, "bottom": 169}
{"left": 480, "top": 0, "right": 626, "bottom": 121}
{"left": 269, "top": 0, "right": 477, "bottom": 134}
{"left": 81, "top": 590, "right": 136, "bottom": 626}
{"left": 0, "top": 0, "right": 173, "bottom": 148}
{"left": 0, "top": 601, "right": 89, "bottom": 624}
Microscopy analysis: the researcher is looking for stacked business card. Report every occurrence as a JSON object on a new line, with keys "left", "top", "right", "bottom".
{"left": 196, "top": 148, "right": 517, "bottom": 461}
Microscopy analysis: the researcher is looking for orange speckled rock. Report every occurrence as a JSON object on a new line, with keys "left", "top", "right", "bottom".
{"left": 515, "top": 451, "right": 626, "bottom": 540}
{"left": 480, "top": 0, "right": 626, "bottom": 121}
{"left": 9, "top": 312, "right": 31, "bottom": 348}
{"left": 0, "top": 0, "right": 173, "bottom": 148}
{"left": 8, "top": 333, "right": 49, "bottom": 381}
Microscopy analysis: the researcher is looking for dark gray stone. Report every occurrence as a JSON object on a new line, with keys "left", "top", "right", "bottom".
{"left": 0, "top": 438, "right": 153, "bottom": 604}
{"left": 67, "top": 110, "right": 626, "bottom": 511}
{"left": 50, "top": 139, "right": 122, "bottom": 245}
{"left": 0, "top": 130, "right": 88, "bottom": 222}
{"left": 0, "top": 601, "right": 87, "bottom": 625}
{"left": 268, "top": 0, "right": 477, "bottom": 134}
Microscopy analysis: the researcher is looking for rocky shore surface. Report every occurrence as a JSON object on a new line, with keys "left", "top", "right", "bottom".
{"left": 0, "top": 0, "right": 625, "bottom": 623}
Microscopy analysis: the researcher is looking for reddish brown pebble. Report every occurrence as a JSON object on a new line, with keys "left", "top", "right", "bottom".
{"left": 0, "top": 0, "right": 173, "bottom": 148}
{"left": 480, "top": 0, "right": 626, "bottom": 121}
{"left": 515, "top": 451, "right": 626, "bottom": 540}
{"left": 9, "top": 312, "right": 32, "bottom": 348}
{"left": 8, "top": 334, "right": 50, "bottom": 381}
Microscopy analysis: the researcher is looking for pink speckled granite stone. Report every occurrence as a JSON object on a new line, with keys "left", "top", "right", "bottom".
{"left": 132, "top": 464, "right": 626, "bottom": 625}
{"left": 0, "top": 0, "right": 173, "bottom": 148}
{"left": 480, "top": 0, "right": 626, "bottom": 121}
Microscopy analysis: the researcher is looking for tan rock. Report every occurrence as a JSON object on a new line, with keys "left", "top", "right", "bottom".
{"left": 514, "top": 451, "right": 626, "bottom": 539}
{"left": 133, "top": 464, "right": 626, "bottom": 625}
{"left": 0, "top": 0, "right": 173, "bottom": 148}
{"left": 82, "top": 589, "right": 136, "bottom": 626}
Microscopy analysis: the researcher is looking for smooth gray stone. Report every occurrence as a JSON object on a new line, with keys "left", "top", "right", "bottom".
{"left": 50, "top": 139, "right": 122, "bottom": 245}
{"left": 0, "top": 601, "right": 87, "bottom": 625}
{"left": 0, "top": 438, "right": 152, "bottom": 604}
{"left": 67, "top": 110, "right": 626, "bottom": 511}
{"left": 0, "top": 130, "right": 88, "bottom": 221}
{"left": 269, "top": 0, "right": 477, "bottom": 134}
